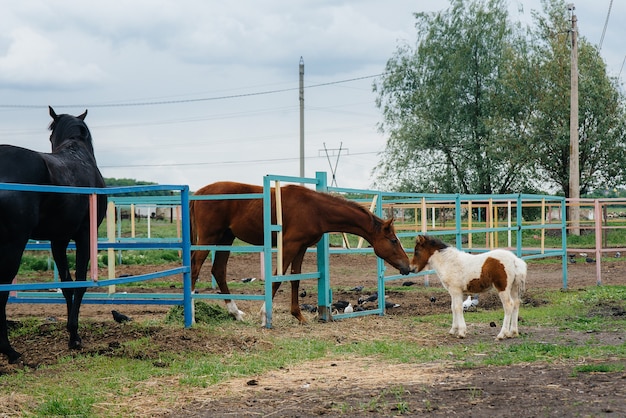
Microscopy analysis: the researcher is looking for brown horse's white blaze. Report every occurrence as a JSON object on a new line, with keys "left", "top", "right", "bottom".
{"left": 410, "top": 235, "right": 526, "bottom": 340}
{"left": 190, "top": 181, "right": 412, "bottom": 326}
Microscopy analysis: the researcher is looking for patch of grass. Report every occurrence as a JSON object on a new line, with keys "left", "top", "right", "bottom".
{"left": 571, "top": 363, "right": 625, "bottom": 376}
{"left": 3, "top": 286, "right": 626, "bottom": 416}
{"left": 165, "top": 301, "right": 233, "bottom": 325}
{"left": 36, "top": 395, "right": 95, "bottom": 418}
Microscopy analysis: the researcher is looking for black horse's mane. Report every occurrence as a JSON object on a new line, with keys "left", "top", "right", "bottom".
{"left": 48, "top": 113, "right": 95, "bottom": 154}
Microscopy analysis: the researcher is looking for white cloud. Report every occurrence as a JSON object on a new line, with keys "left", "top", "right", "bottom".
{"left": 0, "top": 27, "right": 105, "bottom": 89}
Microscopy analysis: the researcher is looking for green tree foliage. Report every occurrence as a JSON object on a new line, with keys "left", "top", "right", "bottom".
{"left": 104, "top": 177, "right": 173, "bottom": 197}
{"left": 528, "top": 0, "right": 626, "bottom": 196}
{"left": 373, "top": 0, "right": 626, "bottom": 196}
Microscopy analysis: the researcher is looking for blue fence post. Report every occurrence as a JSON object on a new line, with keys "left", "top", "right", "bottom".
{"left": 262, "top": 176, "right": 275, "bottom": 328}
{"left": 561, "top": 198, "right": 568, "bottom": 288}
{"left": 374, "top": 190, "right": 386, "bottom": 315}
{"left": 181, "top": 186, "right": 193, "bottom": 328}
{"left": 315, "top": 172, "right": 331, "bottom": 321}
{"left": 516, "top": 194, "right": 523, "bottom": 257}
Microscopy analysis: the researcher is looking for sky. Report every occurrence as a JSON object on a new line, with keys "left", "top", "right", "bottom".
{"left": 0, "top": 0, "right": 624, "bottom": 192}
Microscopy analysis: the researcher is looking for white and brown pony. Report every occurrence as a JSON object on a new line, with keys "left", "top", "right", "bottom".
{"left": 410, "top": 235, "right": 527, "bottom": 340}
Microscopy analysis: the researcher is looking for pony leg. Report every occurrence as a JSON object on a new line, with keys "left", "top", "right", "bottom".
{"left": 211, "top": 250, "right": 244, "bottom": 321}
{"left": 449, "top": 291, "right": 466, "bottom": 338}
{"left": 509, "top": 282, "right": 521, "bottom": 337}
{"left": 497, "top": 290, "right": 515, "bottom": 340}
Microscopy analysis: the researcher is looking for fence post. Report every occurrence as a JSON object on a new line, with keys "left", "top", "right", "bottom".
{"left": 315, "top": 171, "right": 331, "bottom": 321}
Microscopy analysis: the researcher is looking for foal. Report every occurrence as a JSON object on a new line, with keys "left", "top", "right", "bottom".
{"left": 410, "top": 235, "right": 527, "bottom": 340}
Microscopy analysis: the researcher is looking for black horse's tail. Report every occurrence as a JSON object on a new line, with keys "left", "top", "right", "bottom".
{"left": 189, "top": 199, "right": 197, "bottom": 245}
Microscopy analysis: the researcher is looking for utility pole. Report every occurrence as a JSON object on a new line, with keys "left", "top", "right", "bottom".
{"left": 568, "top": 4, "right": 580, "bottom": 235}
{"left": 299, "top": 57, "right": 305, "bottom": 178}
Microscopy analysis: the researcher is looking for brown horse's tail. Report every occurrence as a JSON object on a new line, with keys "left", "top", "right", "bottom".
{"left": 189, "top": 199, "right": 197, "bottom": 245}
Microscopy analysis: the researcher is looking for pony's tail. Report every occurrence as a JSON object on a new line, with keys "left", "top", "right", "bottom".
{"left": 189, "top": 199, "right": 197, "bottom": 245}
{"left": 514, "top": 258, "right": 527, "bottom": 295}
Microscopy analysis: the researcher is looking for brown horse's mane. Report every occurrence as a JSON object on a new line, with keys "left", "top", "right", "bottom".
{"left": 297, "top": 186, "right": 387, "bottom": 230}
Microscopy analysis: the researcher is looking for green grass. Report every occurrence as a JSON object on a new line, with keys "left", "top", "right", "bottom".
{"left": 3, "top": 284, "right": 625, "bottom": 416}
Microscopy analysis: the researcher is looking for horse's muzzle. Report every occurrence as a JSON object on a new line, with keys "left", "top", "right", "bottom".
{"left": 399, "top": 266, "right": 414, "bottom": 275}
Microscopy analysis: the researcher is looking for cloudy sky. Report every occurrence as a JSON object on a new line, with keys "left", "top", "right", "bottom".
{"left": 1, "top": 0, "right": 624, "bottom": 192}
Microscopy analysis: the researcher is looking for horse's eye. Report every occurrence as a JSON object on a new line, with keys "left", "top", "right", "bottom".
{"left": 390, "top": 239, "right": 398, "bottom": 245}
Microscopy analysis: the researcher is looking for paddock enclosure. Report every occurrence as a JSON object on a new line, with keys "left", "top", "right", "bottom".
{"left": 2, "top": 171, "right": 575, "bottom": 329}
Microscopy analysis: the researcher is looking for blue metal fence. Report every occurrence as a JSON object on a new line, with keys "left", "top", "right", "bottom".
{"left": 1, "top": 175, "right": 568, "bottom": 329}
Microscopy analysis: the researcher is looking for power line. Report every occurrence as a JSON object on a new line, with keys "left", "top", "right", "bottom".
{"left": 599, "top": 0, "right": 613, "bottom": 50}
{"left": 99, "top": 150, "right": 377, "bottom": 169}
{"left": 0, "top": 74, "right": 382, "bottom": 110}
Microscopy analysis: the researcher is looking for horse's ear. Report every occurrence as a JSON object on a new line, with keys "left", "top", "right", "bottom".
{"left": 78, "top": 109, "right": 88, "bottom": 120}
{"left": 49, "top": 106, "right": 58, "bottom": 120}
{"left": 382, "top": 218, "right": 394, "bottom": 232}
{"left": 416, "top": 235, "right": 426, "bottom": 244}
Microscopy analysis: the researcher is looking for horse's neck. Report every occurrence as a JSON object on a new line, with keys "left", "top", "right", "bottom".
{"left": 323, "top": 202, "right": 376, "bottom": 239}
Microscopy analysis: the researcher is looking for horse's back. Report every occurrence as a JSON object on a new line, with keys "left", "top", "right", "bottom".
{"left": 191, "top": 181, "right": 323, "bottom": 245}
{"left": 0, "top": 145, "right": 51, "bottom": 184}
{"left": 192, "top": 182, "right": 266, "bottom": 244}
{"left": 0, "top": 144, "right": 105, "bottom": 241}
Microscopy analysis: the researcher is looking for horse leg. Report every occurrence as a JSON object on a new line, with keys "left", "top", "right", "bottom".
{"left": 259, "top": 281, "right": 282, "bottom": 327}
{"left": 449, "top": 290, "right": 466, "bottom": 338}
{"left": 211, "top": 244, "right": 244, "bottom": 321}
{"left": 0, "top": 292, "right": 21, "bottom": 363}
{"left": 497, "top": 290, "right": 515, "bottom": 340}
{"left": 51, "top": 239, "right": 83, "bottom": 349}
{"left": 260, "top": 246, "right": 307, "bottom": 326}
{"left": 287, "top": 248, "right": 307, "bottom": 323}
{"left": 190, "top": 249, "right": 210, "bottom": 291}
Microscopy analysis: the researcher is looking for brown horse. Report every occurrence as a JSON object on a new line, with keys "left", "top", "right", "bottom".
{"left": 190, "top": 181, "right": 412, "bottom": 324}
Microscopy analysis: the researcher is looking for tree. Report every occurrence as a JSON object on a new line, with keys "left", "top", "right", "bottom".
{"left": 373, "top": 0, "right": 626, "bottom": 196}
{"left": 528, "top": 0, "right": 626, "bottom": 196}
{"left": 373, "top": 0, "right": 535, "bottom": 194}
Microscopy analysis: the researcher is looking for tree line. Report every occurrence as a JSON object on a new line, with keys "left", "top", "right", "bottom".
{"left": 373, "top": 0, "right": 626, "bottom": 198}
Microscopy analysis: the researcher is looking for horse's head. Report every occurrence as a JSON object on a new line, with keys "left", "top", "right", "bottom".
{"left": 371, "top": 218, "right": 413, "bottom": 275}
{"left": 48, "top": 106, "right": 94, "bottom": 154}
{"left": 410, "top": 235, "right": 447, "bottom": 272}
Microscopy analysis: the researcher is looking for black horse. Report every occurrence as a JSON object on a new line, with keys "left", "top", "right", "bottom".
{"left": 0, "top": 107, "right": 106, "bottom": 363}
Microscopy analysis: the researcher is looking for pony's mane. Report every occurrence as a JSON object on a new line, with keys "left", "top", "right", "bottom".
{"left": 418, "top": 235, "right": 450, "bottom": 250}
{"left": 48, "top": 114, "right": 94, "bottom": 154}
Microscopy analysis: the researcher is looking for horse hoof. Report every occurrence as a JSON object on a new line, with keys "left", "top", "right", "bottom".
{"left": 8, "top": 350, "right": 22, "bottom": 364}
{"left": 69, "top": 339, "right": 83, "bottom": 350}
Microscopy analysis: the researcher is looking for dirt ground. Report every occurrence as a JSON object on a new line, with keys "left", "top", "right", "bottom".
{"left": 2, "top": 252, "right": 626, "bottom": 417}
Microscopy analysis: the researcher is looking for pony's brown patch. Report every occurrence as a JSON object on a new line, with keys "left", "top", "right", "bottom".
{"left": 467, "top": 257, "right": 508, "bottom": 293}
